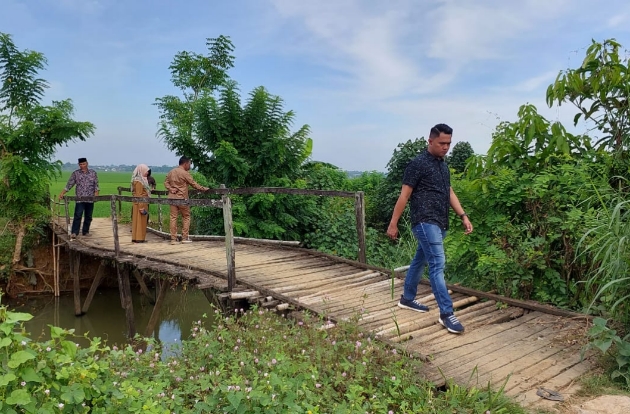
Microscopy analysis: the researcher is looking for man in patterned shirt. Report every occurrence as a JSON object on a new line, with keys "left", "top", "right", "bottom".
{"left": 387, "top": 124, "right": 473, "bottom": 334}
{"left": 59, "top": 157, "right": 100, "bottom": 241}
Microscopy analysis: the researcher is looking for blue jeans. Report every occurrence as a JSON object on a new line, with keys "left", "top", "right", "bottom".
{"left": 71, "top": 202, "right": 94, "bottom": 236}
{"left": 403, "top": 223, "right": 453, "bottom": 315}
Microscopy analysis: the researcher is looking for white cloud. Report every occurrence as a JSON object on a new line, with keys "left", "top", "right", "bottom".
{"left": 270, "top": 0, "right": 421, "bottom": 99}
{"left": 426, "top": 0, "right": 571, "bottom": 61}
{"left": 508, "top": 70, "right": 559, "bottom": 93}
{"left": 269, "top": 0, "right": 575, "bottom": 101}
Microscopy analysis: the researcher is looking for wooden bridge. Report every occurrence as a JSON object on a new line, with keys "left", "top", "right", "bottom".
{"left": 50, "top": 188, "right": 595, "bottom": 409}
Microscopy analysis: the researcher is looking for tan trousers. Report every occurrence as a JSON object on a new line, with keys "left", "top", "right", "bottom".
{"left": 170, "top": 205, "right": 191, "bottom": 241}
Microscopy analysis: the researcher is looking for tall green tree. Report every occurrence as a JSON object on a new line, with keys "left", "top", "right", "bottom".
{"left": 156, "top": 37, "right": 312, "bottom": 187}
{"left": 156, "top": 37, "right": 314, "bottom": 241}
{"left": 446, "top": 141, "right": 474, "bottom": 174}
{"left": 0, "top": 33, "right": 94, "bottom": 270}
{"left": 155, "top": 35, "right": 235, "bottom": 168}
{"left": 193, "top": 82, "right": 312, "bottom": 187}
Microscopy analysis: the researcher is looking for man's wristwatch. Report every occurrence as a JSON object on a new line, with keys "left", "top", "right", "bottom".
{"left": 459, "top": 212, "right": 468, "bottom": 219}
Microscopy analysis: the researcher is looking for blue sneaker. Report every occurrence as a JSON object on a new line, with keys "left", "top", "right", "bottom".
{"left": 439, "top": 313, "right": 464, "bottom": 334}
{"left": 398, "top": 295, "right": 429, "bottom": 313}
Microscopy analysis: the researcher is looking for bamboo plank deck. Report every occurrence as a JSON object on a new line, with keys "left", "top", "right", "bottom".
{"left": 54, "top": 218, "right": 594, "bottom": 408}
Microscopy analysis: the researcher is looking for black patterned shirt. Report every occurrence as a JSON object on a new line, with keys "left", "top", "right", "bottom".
{"left": 64, "top": 169, "right": 99, "bottom": 203}
{"left": 402, "top": 150, "right": 451, "bottom": 230}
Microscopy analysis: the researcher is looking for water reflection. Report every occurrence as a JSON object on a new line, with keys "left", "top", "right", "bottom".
{"left": 12, "top": 286, "right": 218, "bottom": 348}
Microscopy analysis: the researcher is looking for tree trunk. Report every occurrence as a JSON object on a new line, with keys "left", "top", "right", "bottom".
{"left": 12, "top": 221, "right": 26, "bottom": 266}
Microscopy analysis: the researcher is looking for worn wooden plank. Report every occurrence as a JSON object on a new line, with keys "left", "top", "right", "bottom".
{"left": 358, "top": 291, "right": 464, "bottom": 331}
{"left": 488, "top": 341, "right": 581, "bottom": 390}
{"left": 516, "top": 356, "right": 595, "bottom": 406}
{"left": 425, "top": 311, "right": 545, "bottom": 354}
{"left": 505, "top": 345, "right": 591, "bottom": 397}
{"left": 444, "top": 326, "right": 557, "bottom": 383}
{"left": 262, "top": 267, "right": 369, "bottom": 293}
{"left": 293, "top": 272, "right": 383, "bottom": 298}
{"left": 309, "top": 281, "right": 408, "bottom": 316}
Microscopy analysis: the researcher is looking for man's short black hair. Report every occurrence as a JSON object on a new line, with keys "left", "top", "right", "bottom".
{"left": 178, "top": 156, "right": 190, "bottom": 166}
{"left": 429, "top": 124, "right": 453, "bottom": 139}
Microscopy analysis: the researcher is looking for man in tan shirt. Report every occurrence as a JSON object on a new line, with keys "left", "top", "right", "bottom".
{"left": 164, "top": 156, "right": 209, "bottom": 244}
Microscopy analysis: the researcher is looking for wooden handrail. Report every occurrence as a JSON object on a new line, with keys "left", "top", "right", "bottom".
{"left": 64, "top": 195, "right": 223, "bottom": 208}
{"left": 116, "top": 186, "right": 357, "bottom": 198}
{"left": 72, "top": 185, "right": 369, "bottom": 265}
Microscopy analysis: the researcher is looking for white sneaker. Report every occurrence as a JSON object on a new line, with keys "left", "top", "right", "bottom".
{"left": 181, "top": 239, "right": 193, "bottom": 244}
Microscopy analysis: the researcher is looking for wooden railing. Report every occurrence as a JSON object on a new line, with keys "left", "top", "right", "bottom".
{"left": 61, "top": 194, "right": 236, "bottom": 337}
{"left": 117, "top": 186, "right": 367, "bottom": 264}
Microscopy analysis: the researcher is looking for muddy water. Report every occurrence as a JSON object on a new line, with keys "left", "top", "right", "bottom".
{"left": 11, "top": 287, "right": 218, "bottom": 350}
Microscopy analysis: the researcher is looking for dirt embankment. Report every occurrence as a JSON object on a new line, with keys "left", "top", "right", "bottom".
{"left": 3, "top": 235, "right": 117, "bottom": 298}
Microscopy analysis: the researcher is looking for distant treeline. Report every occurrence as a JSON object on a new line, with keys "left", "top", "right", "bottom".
{"left": 60, "top": 162, "right": 370, "bottom": 177}
{"left": 59, "top": 162, "right": 176, "bottom": 173}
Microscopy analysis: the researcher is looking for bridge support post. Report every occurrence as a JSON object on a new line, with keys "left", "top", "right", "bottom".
{"left": 82, "top": 261, "right": 105, "bottom": 314}
{"left": 111, "top": 196, "right": 136, "bottom": 338}
{"left": 71, "top": 251, "right": 83, "bottom": 316}
{"left": 222, "top": 195, "right": 236, "bottom": 292}
{"left": 355, "top": 191, "right": 366, "bottom": 264}
{"left": 144, "top": 279, "right": 168, "bottom": 337}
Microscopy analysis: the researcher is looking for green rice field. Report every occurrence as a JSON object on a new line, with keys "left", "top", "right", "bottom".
{"left": 50, "top": 171, "right": 168, "bottom": 219}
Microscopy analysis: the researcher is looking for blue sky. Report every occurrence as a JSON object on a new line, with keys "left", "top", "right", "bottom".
{"left": 2, "top": 0, "right": 630, "bottom": 171}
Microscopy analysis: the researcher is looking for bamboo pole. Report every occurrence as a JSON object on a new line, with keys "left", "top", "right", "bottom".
{"left": 144, "top": 227, "right": 299, "bottom": 246}
{"left": 222, "top": 194, "right": 236, "bottom": 292}
{"left": 354, "top": 191, "right": 366, "bottom": 264}
{"left": 51, "top": 230, "right": 59, "bottom": 297}
{"left": 229, "top": 290, "right": 260, "bottom": 300}
{"left": 117, "top": 186, "right": 123, "bottom": 215}
{"left": 72, "top": 251, "right": 82, "bottom": 316}
{"left": 63, "top": 197, "right": 71, "bottom": 236}
{"left": 111, "top": 196, "right": 120, "bottom": 257}
{"left": 157, "top": 193, "right": 163, "bottom": 232}
{"left": 50, "top": 200, "right": 57, "bottom": 296}
{"left": 55, "top": 242, "right": 60, "bottom": 296}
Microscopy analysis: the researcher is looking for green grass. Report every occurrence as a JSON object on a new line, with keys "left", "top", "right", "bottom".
{"left": 50, "top": 171, "right": 167, "bottom": 220}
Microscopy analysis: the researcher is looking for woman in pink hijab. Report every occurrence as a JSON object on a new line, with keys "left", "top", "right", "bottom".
{"left": 131, "top": 164, "right": 151, "bottom": 243}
